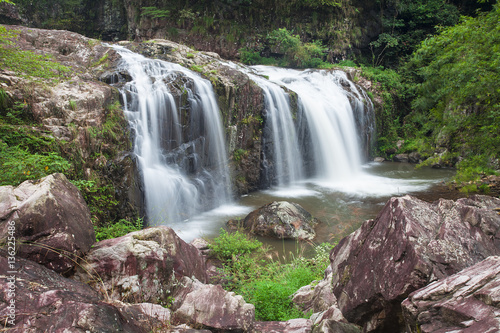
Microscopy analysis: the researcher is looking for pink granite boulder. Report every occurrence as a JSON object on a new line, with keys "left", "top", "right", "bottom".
{"left": 402, "top": 256, "right": 500, "bottom": 333}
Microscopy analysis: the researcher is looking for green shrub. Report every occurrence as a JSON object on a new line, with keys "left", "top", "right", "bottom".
{"left": 0, "top": 142, "right": 71, "bottom": 186}
{"left": 94, "top": 218, "right": 143, "bottom": 242}
{"left": 209, "top": 229, "right": 332, "bottom": 321}
{"left": 71, "top": 179, "right": 120, "bottom": 226}
{"left": 208, "top": 229, "right": 262, "bottom": 261}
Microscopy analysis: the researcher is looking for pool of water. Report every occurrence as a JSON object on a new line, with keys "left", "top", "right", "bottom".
{"left": 158, "top": 162, "right": 456, "bottom": 248}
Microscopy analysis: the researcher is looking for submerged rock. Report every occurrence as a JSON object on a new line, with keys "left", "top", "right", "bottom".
{"left": 0, "top": 173, "right": 95, "bottom": 274}
{"left": 402, "top": 256, "right": 500, "bottom": 333}
{"left": 171, "top": 276, "right": 255, "bottom": 331}
{"left": 72, "top": 226, "right": 207, "bottom": 304}
{"left": 241, "top": 201, "right": 320, "bottom": 240}
{"left": 328, "top": 195, "right": 500, "bottom": 332}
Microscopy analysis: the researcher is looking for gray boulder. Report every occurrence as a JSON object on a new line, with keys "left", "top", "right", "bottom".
{"left": 0, "top": 173, "right": 95, "bottom": 274}
{"left": 72, "top": 226, "right": 207, "bottom": 304}
{"left": 241, "top": 201, "right": 320, "bottom": 240}
{"left": 402, "top": 256, "right": 500, "bottom": 333}
{"left": 329, "top": 195, "right": 500, "bottom": 332}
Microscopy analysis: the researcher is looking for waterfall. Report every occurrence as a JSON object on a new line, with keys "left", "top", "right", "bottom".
{"left": 247, "top": 74, "right": 304, "bottom": 186}
{"left": 253, "top": 66, "right": 371, "bottom": 183}
{"left": 111, "top": 46, "right": 232, "bottom": 225}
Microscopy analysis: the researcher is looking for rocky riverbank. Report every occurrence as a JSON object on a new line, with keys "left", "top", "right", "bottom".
{"left": 1, "top": 173, "right": 499, "bottom": 332}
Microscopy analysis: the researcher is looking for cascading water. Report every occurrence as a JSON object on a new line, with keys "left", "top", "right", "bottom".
{"left": 111, "top": 46, "right": 232, "bottom": 225}
{"left": 253, "top": 66, "right": 372, "bottom": 183}
{"left": 249, "top": 74, "right": 304, "bottom": 186}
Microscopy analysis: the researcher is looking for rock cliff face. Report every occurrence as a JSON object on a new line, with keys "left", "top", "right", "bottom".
{"left": 114, "top": 39, "right": 266, "bottom": 194}
{"left": 1, "top": 25, "right": 142, "bottom": 223}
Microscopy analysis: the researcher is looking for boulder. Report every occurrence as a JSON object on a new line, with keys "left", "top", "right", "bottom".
{"left": 72, "top": 226, "right": 207, "bottom": 304}
{"left": 408, "top": 152, "right": 422, "bottom": 164}
{"left": 373, "top": 157, "right": 385, "bottom": 163}
{"left": 393, "top": 153, "right": 409, "bottom": 163}
{"left": 171, "top": 276, "right": 255, "bottom": 331}
{"left": 328, "top": 195, "right": 500, "bottom": 332}
{"left": 0, "top": 173, "right": 95, "bottom": 274}
{"left": 251, "top": 318, "right": 313, "bottom": 333}
{"left": 402, "top": 256, "right": 500, "bottom": 333}
{"left": 292, "top": 273, "right": 338, "bottom": 314}
{"left": 241, "top": 201, "right": 320, "bottom": 240}
{"left": 312, "top": 321, "right": 362, "bottom": 333}
{"left": 0, "top": 250, "right": 150, "bottom": 332}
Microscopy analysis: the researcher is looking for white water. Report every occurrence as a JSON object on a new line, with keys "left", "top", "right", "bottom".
{"left": 253, "top": 66, "right": 364, "bottom": 183}
{"left": 245, "top": 72, "right": 304, "bottom": 186}
{"left": 113, "top": 46, "right": 232, "bottom": 225}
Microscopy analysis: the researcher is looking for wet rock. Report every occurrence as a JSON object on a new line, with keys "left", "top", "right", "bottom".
{"left": 72, "top": 226, "right": 207, "bottom": 304}
{"left": 241, "top": 201, "right": 320, "bottom": 240}
{"left": 393, "top": 153, "right": 409, "bottom": 163}
{"left": 329, "top": 195, "right": 500, "bottom": 332}
{"left": 251, "top": 318, "right": 313, "bottom": 332}
{"left": 373, "top": 157, "right": 385, "bottom": 163}
{"left": 402, "top": 256, "right": 500, "bottom": 333}
{"left": 408, "top": 151, "right": 422, "bottom": 164}
{"left": 171, "top": 276, "right": 255, "bottom": 331}
{"left": 0, "top": 173, "right": 94, "bottom": 274}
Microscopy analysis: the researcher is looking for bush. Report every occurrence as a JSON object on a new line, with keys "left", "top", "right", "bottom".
{"left": 208, "top": 229, "right": 262, "bottom": 261}
{"left": 94, "top": 218, "right": 143, "bottom": 242}
{"left": 209, "top": 229, "right": 332, "bottom": 321}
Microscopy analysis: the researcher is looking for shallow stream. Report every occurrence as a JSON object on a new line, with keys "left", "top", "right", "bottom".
{"left": 159, "top": 162, "right": 456, "bottom": 250}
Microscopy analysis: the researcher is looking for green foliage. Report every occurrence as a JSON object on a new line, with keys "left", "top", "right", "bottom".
{"left": 0, "top": 99, "right": 72, "bottom": 186}
{"left": 0, "top": 28, "right": 72, "bottom": 82}
{"left": 94, "top": 218, "right": 143, "bottom": 242}
{"left": 208, "top": 229, "right": 261, "bottom": 261}
{"left": 141, "top": 6, "right": 170, "bottom": 19}
{"left": 403, "top": 2, "right": 500, "bottom": 180}
{"left": 233, "top": 149, "right": 247, "bottom": 162}
{"left": 68, "top": 100, "right": 77, "bottom": 111}
{"left": 189, "top": 64, "right": 204, "bottom": 73}
{"left": 209, "top": 230, "right": 332, "bottom": 321}
{"left": 359, "top": 65, "right": 408, "bottom": 155}
{"left": 239, "top": 28, "right": 332, "bottom": 68}
{"left": 239, "top": 48, "right": 276, "bottom": 66}
{"left": 0, "top": 142, "right": 71, "bottom": 186}
{"left": 369, "top": 0, "right": 461, "bottom": 67}
{"left": 267, "top": 28, "right": 329, "bottom": 68}
{"left": 71, "top": 179, "right": 119, "bottom": 225}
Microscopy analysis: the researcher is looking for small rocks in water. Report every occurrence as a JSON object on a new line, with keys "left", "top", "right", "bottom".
{"left": 240, "top": 201, "right": 320, "bottom": 240}
{"left": 373, "top": 157, "right": 385, "bottom": 162}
